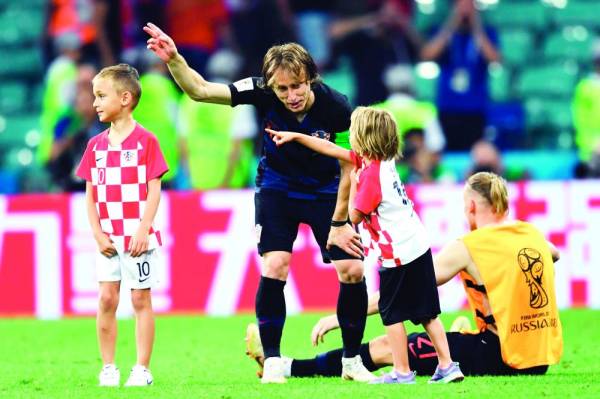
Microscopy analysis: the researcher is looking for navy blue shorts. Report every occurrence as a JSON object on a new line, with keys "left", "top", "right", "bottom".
{"left": 408, "top": 330, "right": 549, "bottom": 376}
{"left": 378, "top": 249, "right": 441, "bottom": 326}
{"left": 254, "top": 190, "right": 359, "bottom": 263}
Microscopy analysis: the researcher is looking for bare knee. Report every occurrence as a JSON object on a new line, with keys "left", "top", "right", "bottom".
{"left": 373, "top": 334, "right": 390, "bottom": 350}
{"left": 98, "top": 290, "right": 119, "bottom": 313}
{"left": 131, "top": 289, "right": 152, "bottom": 312}
{"left": 262, "top": 252, "right": 290, "bottom": 280}
{"left": 335, "top": 259, "right": 364, "bottom": 283}
{"left": 369, "top": 335, "right": 393, "bottom": 366}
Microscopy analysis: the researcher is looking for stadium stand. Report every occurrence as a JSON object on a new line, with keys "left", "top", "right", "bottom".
{"left": 484, "top": 2, "right": 548, "bottom": 32}
{"left": 0, "top": 1, "right": 45, "bottom": 193}
{"left": 0, "top": 0, "right": 599, "bottom": 193}
{"left": 543, "top": 29, "right": 595, "bottom": 63}
{"left": 550, "top": 0, "right": 600, "bottom": 29}
{"left": 498, "top": 29, "right": 534, "bottom": 68}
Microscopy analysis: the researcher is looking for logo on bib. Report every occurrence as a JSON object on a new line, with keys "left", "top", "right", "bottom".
{"left": 517, "top": 248, "right": 548, "bottom": 309}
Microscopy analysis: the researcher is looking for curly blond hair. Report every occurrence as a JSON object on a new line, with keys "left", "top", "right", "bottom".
{"left": 349, "top": 106, "right": 401, "bottom": 161}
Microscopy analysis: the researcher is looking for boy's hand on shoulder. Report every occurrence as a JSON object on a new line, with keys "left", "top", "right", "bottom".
{"left": 129, "top": 225, "right": 150, "bottom": 257}
{"left": 94, "top": 232, "right": 117, "bottom": 258}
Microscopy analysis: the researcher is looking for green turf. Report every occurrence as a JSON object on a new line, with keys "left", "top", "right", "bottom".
{"left": 0, "top": 309, "right": 599, "bottom": 398}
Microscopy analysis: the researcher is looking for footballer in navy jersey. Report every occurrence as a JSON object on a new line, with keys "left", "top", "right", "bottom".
{"left": 145, "top": 23, "right": 371, "bottom": 383}
{"left": 230, "top": 77, "right": 351, "bottom": 199}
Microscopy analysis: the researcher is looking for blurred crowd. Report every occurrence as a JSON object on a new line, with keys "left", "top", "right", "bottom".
{"left": 30, "top": 0, "right": 600, "bottom": 192}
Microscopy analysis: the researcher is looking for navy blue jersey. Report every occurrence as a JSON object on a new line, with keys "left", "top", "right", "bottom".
{"left": 229, "top": 77, "right": 352, "bottom": 199}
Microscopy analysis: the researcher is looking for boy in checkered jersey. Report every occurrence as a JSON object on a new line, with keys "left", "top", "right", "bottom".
{"left": 76, "top": 64, "right": 168, "bottom": 387}
{"left": 268, "top": 106, "right": 464, "bottom": 384}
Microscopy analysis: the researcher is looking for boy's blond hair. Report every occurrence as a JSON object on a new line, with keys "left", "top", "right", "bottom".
{"left": 93, "top": 63, "right": 142, "bottom": 109}
{"left": 261, "top": 42, "right": 319, "bottom": 88}
{"left": 350, "top": 106, "right": 401, "bottom": 161}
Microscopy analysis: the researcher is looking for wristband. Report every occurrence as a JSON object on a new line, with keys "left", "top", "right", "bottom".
{"left": 331, "top": 220, "right": 347, "bottom": 227}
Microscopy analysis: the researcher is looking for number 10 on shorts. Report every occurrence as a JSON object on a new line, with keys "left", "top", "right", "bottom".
{"left": 137, "top": 261, "right": 151, "bottom": 283}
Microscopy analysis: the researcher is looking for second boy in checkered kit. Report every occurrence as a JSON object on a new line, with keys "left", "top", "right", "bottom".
{"left": 76, "top": 64, "right": 168, "bottom": 387}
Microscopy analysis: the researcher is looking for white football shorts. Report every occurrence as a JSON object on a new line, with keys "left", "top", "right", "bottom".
{"left": 96, "top": 249, "right": 159, "bottom": 289}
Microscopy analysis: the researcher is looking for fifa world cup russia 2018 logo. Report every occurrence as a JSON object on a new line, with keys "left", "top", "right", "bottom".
{"left": 517, "top": 248, "right": 549, "bottom": 309}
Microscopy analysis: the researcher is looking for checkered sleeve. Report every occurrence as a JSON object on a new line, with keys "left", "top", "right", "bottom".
{"left": 145, "top": 135, "right": 169, "bottom": 180}
{"left": 75, "top": 138, "right": 94, "bottom": 181}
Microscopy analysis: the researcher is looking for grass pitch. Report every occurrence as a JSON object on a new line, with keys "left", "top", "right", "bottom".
{"left": 1, "top": 309, "right": 599, "bottom": 399}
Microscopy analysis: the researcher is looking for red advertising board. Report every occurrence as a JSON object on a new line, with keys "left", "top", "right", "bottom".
{"left": 1, "top": 181, "right": 599, "bottom": 318}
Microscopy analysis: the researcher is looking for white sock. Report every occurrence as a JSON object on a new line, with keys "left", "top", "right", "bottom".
{"left": 282, "top": 356, "right": 293, "bottom": 377}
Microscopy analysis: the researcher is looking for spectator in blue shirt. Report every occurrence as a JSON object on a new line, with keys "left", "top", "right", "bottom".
{"left": 421, "top": 0, "right": 500, "bottom": 151}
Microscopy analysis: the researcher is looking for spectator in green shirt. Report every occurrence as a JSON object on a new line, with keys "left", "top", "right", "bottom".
{"left": 38, "top": 32, "right": 81, "bottom": 166}
{"left": 572, "top": 41, "right": 600, "bottom": 177}
{"left": 178, "top": 49, "right": 257, "bottom": 190}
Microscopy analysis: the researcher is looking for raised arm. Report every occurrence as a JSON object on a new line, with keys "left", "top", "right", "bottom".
{"left": 267, "top": 129, "right": 353, "bottom": 163}
{"left": 144, "top": 23, "right": 231, "bottom": 105}
{"left": 470, "top": 12, "right": 501, "bottom": 63}
{"left": 420, "top": 10, "right": 459, "bottom": 61}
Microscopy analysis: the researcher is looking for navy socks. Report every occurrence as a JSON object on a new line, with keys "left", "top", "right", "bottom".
{"left": 255, "top": 276, "right": 286, "bottom": 358}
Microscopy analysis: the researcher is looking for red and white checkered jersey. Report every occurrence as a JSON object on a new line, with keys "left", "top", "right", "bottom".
{"left": 351, "top": 151, "right": 429, "bottom": 267}
{"left": 76, "top": 124, "right": 169, "bottom": 252}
